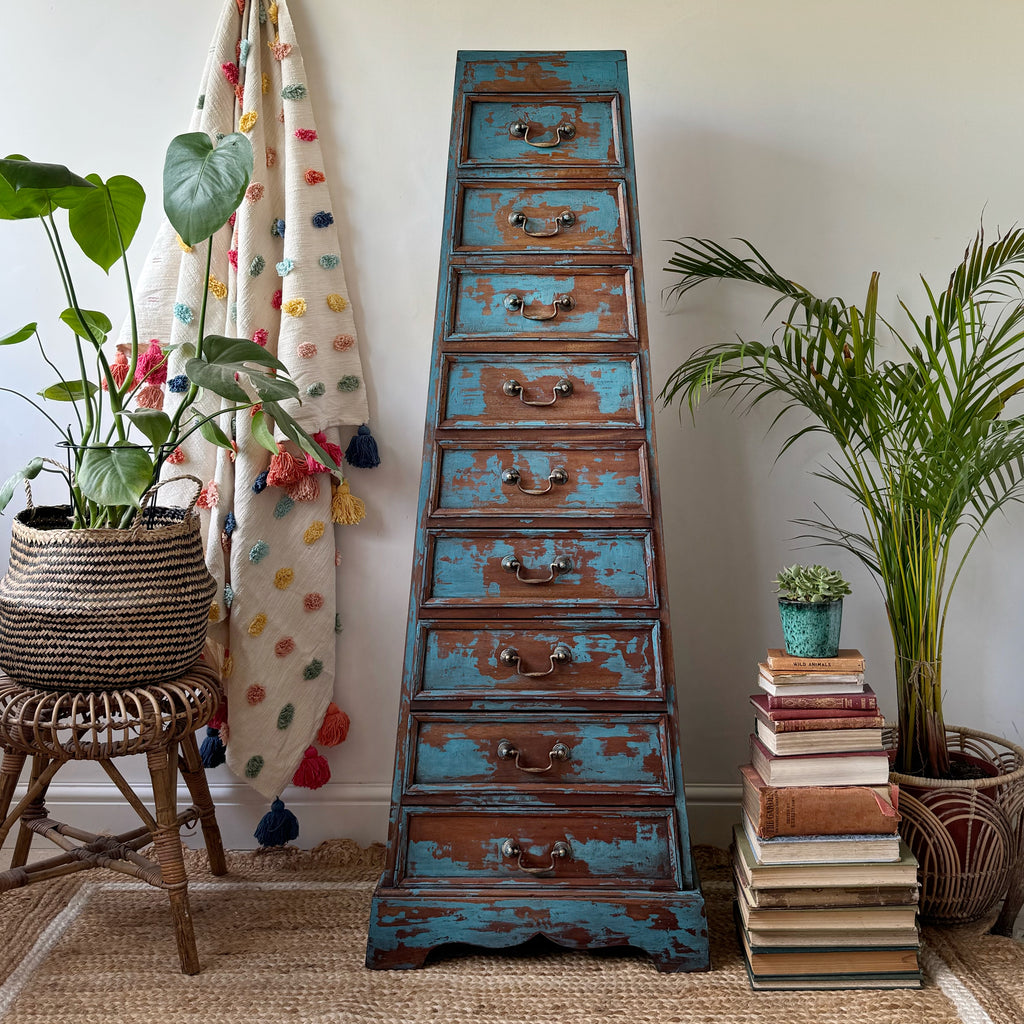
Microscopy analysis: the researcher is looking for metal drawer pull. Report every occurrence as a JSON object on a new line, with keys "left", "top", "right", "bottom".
{"left": 499, "top": 643, "right": 573, "bottom": 677}
{"left": 508, "top": 119, "right": 576, "bottom": 148}
{"left": 502, "top": 377, "right": 573, "bottom": 406}
{"left": 508, "top": 209, "right": 576, "bottom": 238}
{"left": 501, "top": 553, "right": 573, "bottom": 584}
{"left": 503, "top": 292, "right": 575, "bottom": 321}
{"left": 496, "top": 739, "right": 571, "bottom": 773}
{"left": 501, "top": 465, "right": 569, "bottom": 495}
{"left": 500, "top": 839, "right": 571, "bottom": 875}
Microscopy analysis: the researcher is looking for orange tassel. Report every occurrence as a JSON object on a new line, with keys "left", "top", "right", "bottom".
{"left": 267, "top": 445, "right": 306, "bottom": 487}
{"left": 317, "top": 703, "right": 350, "bottom": 747}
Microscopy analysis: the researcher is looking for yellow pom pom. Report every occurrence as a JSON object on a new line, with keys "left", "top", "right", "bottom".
{"left": 208, "top": 275, "right": 228, "bottom": 299}
{"left": 282, "top": 297, "right": 307, "bottom": 317}
{"left": 326, "top": 293, "right": 348, "bottom": 312}
{"left": 248, "top": 613, "right": 268, "bottom": 636}
{"left": 240, "top": 110, "right": 258, "bottom": 133}
{"left": 303, "top": 520, "right": 325, "bottom": 544}
{"left": 208, "top": 602, "right": 220, "bottom": 622}
{"left": 261, "top": 72, "right": 270, "bottom": 94}
{"left": 269, "top": 3, "right": 279, "bottom": 23}
{"left": 176, "top": 234, "right": 193, "bottom": 253}
{"left": 331, "top": 479, "right": 366, "bottom": 526}
{"left": 274, "top": 567, "right": 295, "bottom": 590}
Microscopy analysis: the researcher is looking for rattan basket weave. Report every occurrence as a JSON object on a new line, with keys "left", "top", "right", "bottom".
{"left": 0, "top": 479, "right": 216, "bottom": 691}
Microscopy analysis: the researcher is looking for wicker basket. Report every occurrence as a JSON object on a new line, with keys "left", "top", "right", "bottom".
{"left": 0, "top": 477, "right": 216, "bottom": 691}
{"left": 891, "top": 726, "right": 1024, "bottom": 929}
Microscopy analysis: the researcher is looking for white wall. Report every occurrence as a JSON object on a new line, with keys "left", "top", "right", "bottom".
{"left": 3, "top": 0, "right": 1024, "bottom": 850}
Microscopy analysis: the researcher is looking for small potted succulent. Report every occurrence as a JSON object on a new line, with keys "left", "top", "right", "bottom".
{"left": 773, "top": 564, "right": 852, "bottom": 658}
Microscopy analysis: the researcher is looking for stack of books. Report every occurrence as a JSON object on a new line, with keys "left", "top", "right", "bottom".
{"left": 734, "top": 647, "right": 922, "bottom": 990}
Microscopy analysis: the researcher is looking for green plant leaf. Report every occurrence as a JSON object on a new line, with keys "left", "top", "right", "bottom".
{"left": 196, "top": 416, "right": 234, "bottom": 451}
{"left": 0, "top": 457, "right": 44, "bottom": 513}
{"left": 184, "top": 358, "right": 298, "bottom": 403}
{"left": 0, "top": 323, "right": 37, "bottom": 346}
{"left": 68, "top": 174, "right": 146, "bottom": 272}
{"left": 264, "top": 401, "right": 337, "bottom": 468}
{"left": 38, "top": 379, "right": 99, "bottom": 402}
{"left": 77, "top": 444, "right": 153, "bottom": 507}
{"left": 117, "top": 408, "right": 172, "bottom": 448}
{"left": 163, "top": 132, "right": 253, "bottom": 246}
{"left": 59, "top": 308, "right": 111, "bottom": 346}
{"left": 202, "top": 334, "right": 289, "bottom": 372}
{"left": 0, "top": 158, "right": 47, "bottom": 219}
{"left": 249, "top": 409, "right": 279, "bottom": 455}
{"left": 0, "top": 155, "right": 95, "bottom": 218}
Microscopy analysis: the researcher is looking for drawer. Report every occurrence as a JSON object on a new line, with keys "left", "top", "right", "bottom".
{"left": 409, "top": 714, "right": 672, "bottom": 795}
{"left": 432, "top": 441, "right": 649, "bottom": 518}
{"left": 400, "top": 808, "right": 679, "bottom": 887}
{"left": 454, "top": 181, "right": 629, "bottom": 254}
{"left": 424, "top": 529, "right": 656, "bottom": 609}
{"left": 415, "top": 621, "right": 664, "bottom": 703}
{"left": 461, "top": 94, "right": 622, "bottom": 167}
{"left": 440, "top": 354, "right": 643, "bottom": 429}
{"left": 448, "top": 267, "right": 636, "bottom": 343}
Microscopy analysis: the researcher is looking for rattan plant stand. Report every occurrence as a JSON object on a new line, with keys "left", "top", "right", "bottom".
{"left": 0, "top": 659, "right": 225, "bottom": 974}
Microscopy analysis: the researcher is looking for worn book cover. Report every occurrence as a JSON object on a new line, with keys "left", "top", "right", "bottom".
{"left": 759, "top": 662, "right": 865, "bottom": 687}
{"left": 742, "top": 811, "right": 901, "bottom": 864}
{"left": 766, "top": 648, "right": 866, "bottom": 673}
{"left": 751, "top": 694, "right": 883, "bottom": 732}
{"left": 750, "top": 734, "right": 892, "bottom": 787}
{"left": 764, "top": 687, "right": 879, "bottom": 712}
{"left": 753, "top": 718, "right": 884, "bottom": 755}
{"left": 740, "top": 763, "right": 900, "bottom": 837}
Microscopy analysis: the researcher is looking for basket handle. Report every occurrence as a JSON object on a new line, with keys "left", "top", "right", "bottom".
{"left": 131, "top": 474, "right": 206, "bottom": 531}
{"left": 21, "top": 458, "right": 74, "bottom": 511}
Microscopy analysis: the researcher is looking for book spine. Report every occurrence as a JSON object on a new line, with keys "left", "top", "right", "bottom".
{"left": 770, "top": 716, "right": 884, "bottom": 733}
{"left": 754, "top": 786, "right": 900, "bottom": 837}
{"left": 765, "top": 706, "right": 879, "bottom": 721}
{"left": 767, "top": 656, "right": 865, "bottom": 672}
{"left": 765, "top": 693, "right": 878, "bottom": 711}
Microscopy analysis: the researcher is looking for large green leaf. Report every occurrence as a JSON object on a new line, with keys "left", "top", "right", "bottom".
{"left": 197, "top": 416, "right": 234, "bottom": 451}
{"left": 0, "top": 156, "right": 94, "bottom": 218}
{"left": 38, "top": 379, "right": 99, "bottom": 402}
{"left": 185, "top": 357, "right": 298, "bottom": 403}
{"left": 0, "top": 158, "right": 47, "bottom": 220}
{"left": 249, "top": 409, "right": 279, "bottom": 455}
{"left": 59, "top": 307, "right": 111, "bottom": 346}
{"left": 117, "top": 409, "right": 172, "bottom": 448}
{"left": 203, "top": 334, "right": 289, "bottom": 372}
{"left": 77, "top": 444, "right": 153, "bottom": 507}
{"left": 163, "top": 132, "right": 252, "bottom": 246}
{"left": 68, "top": 174, "right": 146, "bottom": 272}
{"left": 0, "top": 458, "right": 44, "bottom": 513}
{"left": 0, "top": 323, "right": 36, "bottom": 346}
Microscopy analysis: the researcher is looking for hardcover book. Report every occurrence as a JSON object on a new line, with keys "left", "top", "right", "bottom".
{"left": 766, "top": 648, "right": 866, "bottom": 673}
{"left": 742, "top": 812, "right": 901, "bottom": 864}
{"left": 763, "top": 688, "right": 879, "bottom": 712}
{"left": 740, "top": 764, "right": 900, "bottom": 838}
{"left": 759, "top": 662, "right": 865, "bottom": 687}
{"left": 753, "top": 718, "right": 884, "bottom": 755}
{"left": 751, "top": 694, "right": 884, "bottom": 731}
{"left": 750, "top": 734, "right": 892, "bottom": 787}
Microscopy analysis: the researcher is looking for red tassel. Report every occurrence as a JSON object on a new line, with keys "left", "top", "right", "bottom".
{"left": 208, "top": 699, "right": 228, "bottom": 730}
{"left": 317, "top": 702, "right": 350, "bottom": 747}
{"left": 292, "top": 746, "right": 330, "bottom": 790}
{"left": 267, "top": 445, "right": 307, "bottom": 487}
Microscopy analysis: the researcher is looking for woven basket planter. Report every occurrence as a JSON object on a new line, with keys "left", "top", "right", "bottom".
{"left": 891, "top": 726, "right": 1024, "bottom": 931}
{"left": 0, "top": 480, "right": 216, "bottom": 691}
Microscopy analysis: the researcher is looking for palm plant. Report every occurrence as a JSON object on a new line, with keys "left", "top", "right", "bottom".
{"left": 661, "top": 229, "right": 1024, "bottom": 778}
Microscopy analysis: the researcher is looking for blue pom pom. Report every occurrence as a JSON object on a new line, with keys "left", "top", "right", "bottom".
{"left": 252, "top": 470, "right": 269, "bottom": 494}
{"left": 272, "top": 218, "right": 286, "bottom": 238}
{"left": 254, "top": 797, "right": 299, "bottom": 847}
{"left": 168, "top": 374, "right": 189, "bottom": 393}
{"left": 344, "top": 424, "right": 381, "bottom": 469}
{"left": 200, "top": 727, "right": 226, "bottom": 768}
{"left": 224, "top": 511, "right": 236, "bottom": 536}
{"left": 311, "top": 210, "right": 334, "bottom": 229}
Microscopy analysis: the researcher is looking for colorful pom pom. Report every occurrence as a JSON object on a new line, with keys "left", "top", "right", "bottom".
{"left": 281, "top": 83, "right": 308, "bottom": 100}
{"left": 240, "top": 111, "right": 258, "bottom": 133}
{"left": 326, "top": 294, "right": 349, "bottom": 312}
{"left": 336, "top": 375, "right": 361, "bottom": 392}
{"left": 333, "top": 334, "right": 355, "bottom": 351}
{"left": 317, "top": 703, "right": 350, "bottom": 747}
{"left": 302, "top": 659, "right": 323, "bottom": 680}
{"left": 274, "top": 567, "right": 295, "bottom": 589}
{"left": 221, "top": 62, "right": 239, "bottom": 85}
{"left": 277, "top": 703, "right": 295, "bottom": 730}
{"left": 252, "top": 327, "right": 269, "bottom": 346}
{"left": 306, "top": 382, "right": 325, "bottom": 397}
{"left": 294, "top": 128, "right": 317, "bottom": 142}
{"left": 303, "top": 521, "right": 325, "bottom": 544}
{"left": 245, "top": 755, "right": 264, "bottom": 780}
{"left": 196, "top": 480, "right": 219, "bottom": 509}
{"left": 249, "top": 539, "right": 269, "bottom": 562}
{"left": 166, "top": 445, "right": 186, "bottom": 464}
{"left": 273, "top": 495, "right": 295, "bottom": 519}
{"left": 266, "top": 145, "right": 277, "bottom": 168}
{"left": 274, "top": 637, "right": 295, "bottom": 657}
{"left": 297, "top": 342, "right": 317, "bottom": 358}
{"left": 208, "top": 275, "right": 228, "bottom": 299}
{"left": 173, "top": 303, "right": 193, "bottom": 325}
{"left": 248, "top": 614, "right": 268, "bottom": 637}
{"left": 319, "top": 253, "right": 339, "bottom": 270}
{"left": 224, "top": 511, "right": 236, "bottom": 537}
{"left": 303, "top": 593, "right": 324, "bottom": 612}
{"left": 271, "top": 40, "right": 292, "bottom": 60}
{"left": 223, "top": 584, "right": 234, "bottom": 609}
{"left": 271, "top": 289, "right": 283, "bottom": 310}
{"left": 168, "top": 375, "right": 189, "bottom": 394}
{"left": 271, "top": 218, "right": 286, "bottom": 237}
{"left": 292, "top": 747, "right": 330, "bottom": 790}
{"left": 305, "top": 169, "right": 326, "bottom": 186}
{"left": 312, "top": 210, "right": 334, "bottom": 229}
{"left": 135, "top": 339, "right": 168, "bottom": 386}
{"left": 276, "top": 257, "right": 294, "bottom": 276}
{"left": 282, "top": 297, "right": 307, "bottom": 317}
{"left": 252, "top": 470, "right": 269, "bottom": 493}
{"left": 249, "top": 255, "right": 266, "bottom": 277}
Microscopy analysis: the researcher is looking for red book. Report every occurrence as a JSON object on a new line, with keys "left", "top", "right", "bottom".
{"left": 763, "top": 686, "right": 879, "bottom": 713}
{"left": 751, "top": 694, "right": 884, "bottom": 732}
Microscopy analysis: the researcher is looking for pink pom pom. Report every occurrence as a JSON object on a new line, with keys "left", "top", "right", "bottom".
{"left": 266, "top": 446, "right": 307, "bottom": 487}
{"left": 222, "top": 62, "right": 239, "bottom": 85}
{"left": 294, "top": 128, "right": 318, "bottom": 142}
{"left": 305, "top": 430, "right": 343, "bottom": 474}
{"left": 135, "top": 385, "right": 164, "bottom": 410}
{"left": 134, "top": 340, "right": 167, "bottom": 386}
{"left": 252, "top": 328, "right": 269, "bottom": 347}
{"left": 196, "top": 480, "right": 219, "bottom": 510}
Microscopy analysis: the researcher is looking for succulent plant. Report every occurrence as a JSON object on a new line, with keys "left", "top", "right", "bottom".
{"left": 774, "top": 564, "right": 851, "bottom": 604}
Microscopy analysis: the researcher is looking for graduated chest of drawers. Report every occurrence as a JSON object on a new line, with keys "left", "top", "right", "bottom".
{"left": 366, "top": 50, "right": 709, "bottom": 972}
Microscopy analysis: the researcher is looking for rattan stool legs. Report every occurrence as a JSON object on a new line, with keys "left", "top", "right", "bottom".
{"left": 0, "top": 661, "right": 225, "bottom": 975}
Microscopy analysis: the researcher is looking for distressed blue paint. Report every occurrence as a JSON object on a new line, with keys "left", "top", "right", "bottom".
{"left": 443, "top": 355, "right": 641, "bottom": 428}
{"left": 430, "top": 532, "right": 651, "bottom": 603}
{"left": 452, "top": 270, "right": 630, "bottom": 338}
{"left": 459, "top": 185, "right": 624, "bottom": 252}
{"left": 464, "top": 99, "right": 619, "bottom": 165}
{"left": 463, "top": 52, "right": 622, "bottom": 92}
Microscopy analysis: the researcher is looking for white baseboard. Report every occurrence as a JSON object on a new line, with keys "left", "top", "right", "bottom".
{"left": 2, "top": 780, "right": 741, "bottom": 852}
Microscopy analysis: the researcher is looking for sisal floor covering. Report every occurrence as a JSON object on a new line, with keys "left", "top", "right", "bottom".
{"left": 0, "top": 841, "right": 1020, "bottom": 1023}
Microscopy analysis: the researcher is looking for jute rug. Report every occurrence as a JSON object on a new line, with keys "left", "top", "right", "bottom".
{"left": 0, "top": 841, "right": 1020, "bottom": 1024}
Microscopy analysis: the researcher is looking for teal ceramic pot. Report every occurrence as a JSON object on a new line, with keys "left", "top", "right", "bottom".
{"left": 778, "top": 598, "right": 843, "bottom": 658}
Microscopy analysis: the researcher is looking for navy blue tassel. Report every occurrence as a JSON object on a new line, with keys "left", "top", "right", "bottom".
{"left": 199, "top": 727, "right": 226, "bottom": 768}
{"left": 344, "top": 424, "right": 380, "bottom": 469}
{"left": 254, "top": 797, "right": 299, "bottom": 847}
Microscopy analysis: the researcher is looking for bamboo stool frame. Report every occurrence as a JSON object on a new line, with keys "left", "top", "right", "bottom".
{"left": 0, "top": 660, "right": 225, "bottom": 974}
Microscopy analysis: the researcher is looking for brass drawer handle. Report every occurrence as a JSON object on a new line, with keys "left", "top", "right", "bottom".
{"left": 496, "top": 739, "right": 571, "bottom": 773}
{"left": 508, "top": 118, "right": 576, "bottom": 148}
{"left": 502, "top": 377, "right": 573, "bottom": 406}
{"left": 501, "top": 553, "right": 573, "bottom": 584}
{"left": 508, "top": 209, "right": 576, "bottom": 238}
{"left": 500, "top": 839, "right": 571, "bottom": 875}
{"left": 501, "top": 465, "right": 569, "bottom": 495}
{"left": 503, "top": 292, "right": 575, "bottom": 321}
{"left": 499, "top": 642, "right": 573, "bottom": 677}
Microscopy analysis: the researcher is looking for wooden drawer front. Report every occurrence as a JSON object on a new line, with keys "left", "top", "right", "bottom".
{"left": 410, "top": 715, "right": 671, "bottom": 794}
{"left": 462, "top": 95, "right": 621, "bottom": 167}
{"left": 441, "top": 354, "right": 643, "bottom": 429}
{"left": 401, "top": 809, "right": 678, "bottom": 887}
{"left": 455, "top": 182, "right": 628, "bottom": 254}
{"left": 417, "top": 622, "right": 663, "bottom": 702}
{"left": 425, "top": 530, "right": 656, "bottom": 608}
{"left": 449, "top": 268, "right": 635, "bottom": 343}
{"left": 433, "top": 442, "right": 648, "bottom": 518}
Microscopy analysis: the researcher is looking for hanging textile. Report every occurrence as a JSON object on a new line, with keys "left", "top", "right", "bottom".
{"left": 121, "top": 0, "right": 374, "bottom": 809}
